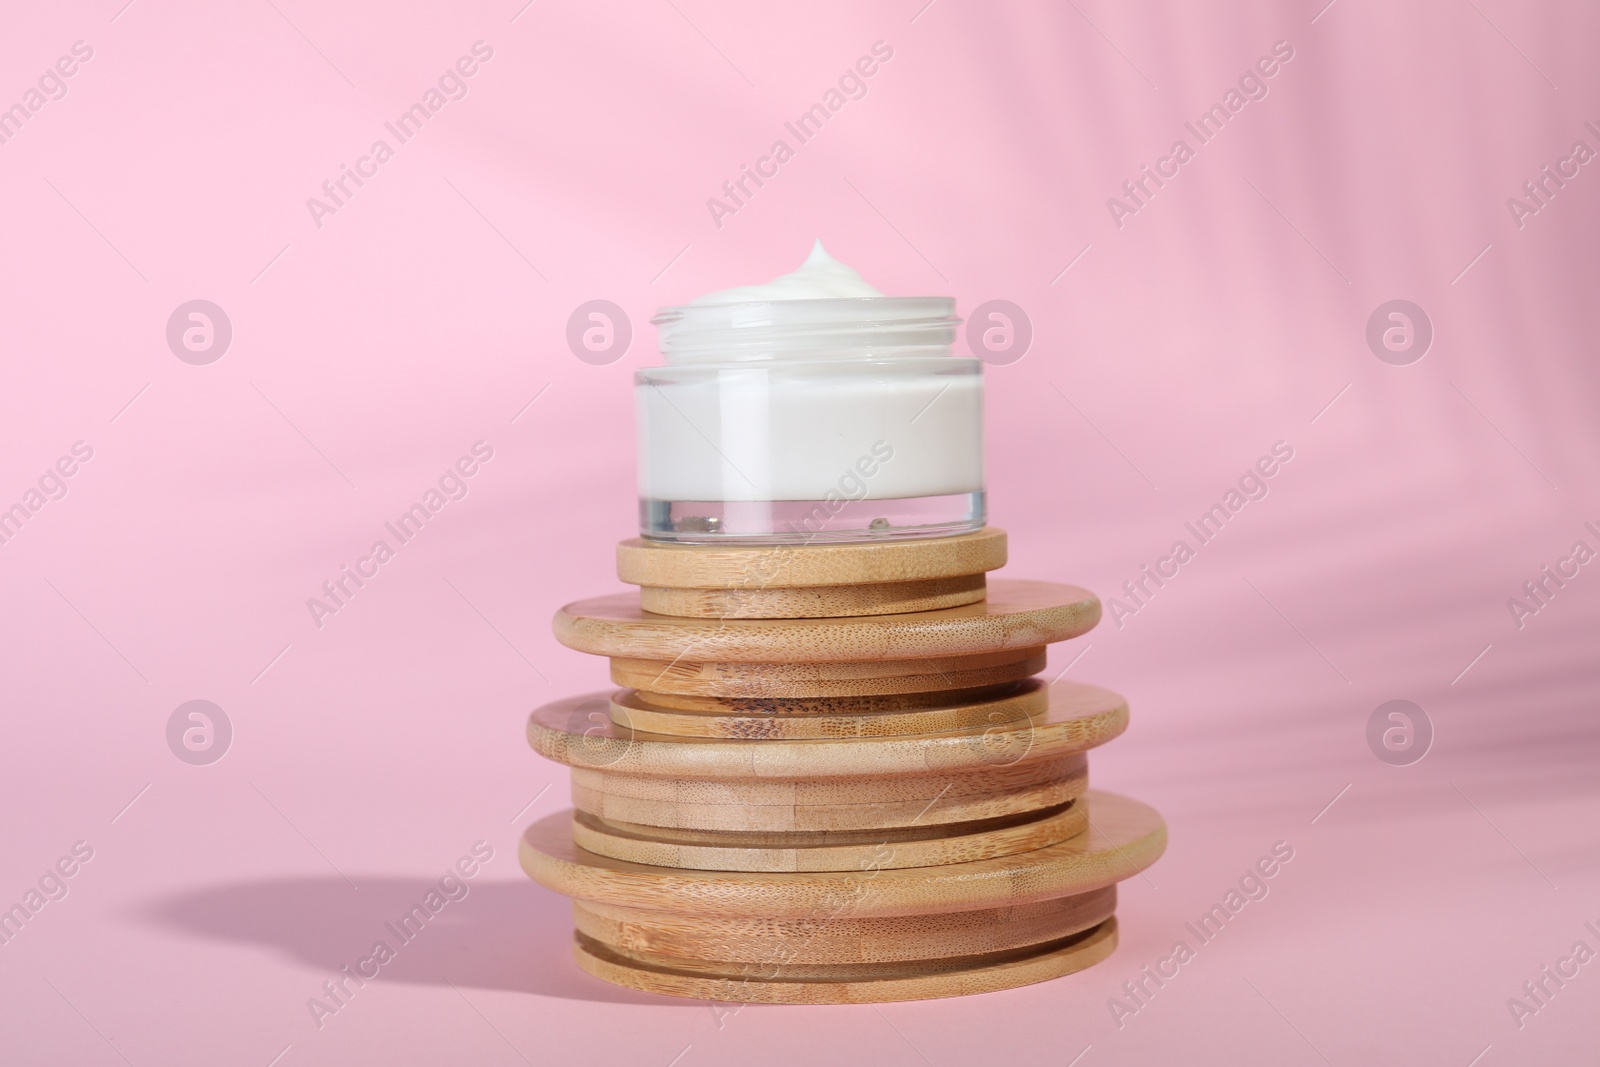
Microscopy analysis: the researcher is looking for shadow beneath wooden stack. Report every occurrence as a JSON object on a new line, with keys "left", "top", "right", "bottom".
{"left": 135, "top": 876, "right": 685, "bottom": 1006}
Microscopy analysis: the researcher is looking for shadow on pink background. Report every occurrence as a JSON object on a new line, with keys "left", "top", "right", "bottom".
{"left": 1, "top": 1, "right": 1596, "bottom": 1064}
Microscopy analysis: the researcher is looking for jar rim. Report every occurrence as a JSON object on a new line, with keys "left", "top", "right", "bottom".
{"left": 651, "top": 297, "right": 961, "bottom": 365}
{"left": 633, "top": 354, "right": 982, "bottom": 384}
{"left": 651, "top": 295, "right": 957, "bottom": 328}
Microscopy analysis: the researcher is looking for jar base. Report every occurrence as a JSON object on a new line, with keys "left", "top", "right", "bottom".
{"left": 641, "top": 492, "right": 986, "bottom": 544}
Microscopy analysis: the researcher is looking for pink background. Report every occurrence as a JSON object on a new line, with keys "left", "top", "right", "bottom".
{"left": 2, "top": 0, "right": 1598, "bottom": 1063}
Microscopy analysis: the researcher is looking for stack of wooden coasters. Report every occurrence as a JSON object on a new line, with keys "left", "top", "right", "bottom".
{"left": 520, "top": 528, "right": 1166, "bottom": 1003}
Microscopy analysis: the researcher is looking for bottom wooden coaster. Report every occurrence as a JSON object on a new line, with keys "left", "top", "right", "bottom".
{"left": 574, "top": 885, "right": 1117, "bottom": 965}
{"left": 571, "top": 918, "right": 1119, "bottom": 1004}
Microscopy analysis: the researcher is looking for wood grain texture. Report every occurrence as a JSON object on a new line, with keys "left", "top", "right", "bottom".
{"left": 528, "top": 684, "right": 1127, "bottom": 777}
{"left": 611, "top": 650, "right": 1047, "bottom": 698}
{"left": 606, "top": 682, "right": 1047, "bottom": 739}
{"left": 531, "top": 540, "right": 1162, "bottom": 1004}
{"left": 621, "top": 684, "right": 1022, "bottom": 715}
{"left": 570, "top": 919, "right": 1118, "bottom": 1003}
{"left": 569, "top": 755, "right": 1087, "bottom": 833}
{"left": 615, "top": 646, "right": 1041, "bottom": 687}
{"left": 570, "top": 801, "right": 1088, "bottom": 872}
{"left": 616, "top": 529, "right": 1007, "bottom": 589}
{"left": 556, "top": 580, "right": 1100, "bottom": 663}
{"left": 570, "top": 774, "right": 1086, "bottom": 832}
{"left": 521, "top": 790, "right": 1165, "bottom": 918}
{"left": 593, "top": 921, "right": 1107, "bottom": 978}
{"left": 638, "top": 573, "right": 986, "bottom": 619}
{"left": 571, "top": 753, "right": 1085, "bottom": 803}
{"left": 573, "top": 884, "right": 1116, "bottom": 964}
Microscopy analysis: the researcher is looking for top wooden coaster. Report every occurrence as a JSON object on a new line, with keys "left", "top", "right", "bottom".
{"left": 637, "top": 573, "right": 988, "bottom": 620}
{"left": 616, "top": 529, "right": 1007, "bottom": 589}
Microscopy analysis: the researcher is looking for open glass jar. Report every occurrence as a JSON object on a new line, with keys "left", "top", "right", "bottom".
{"left": 637, "top": 296, "right": 984, "bottom": 543}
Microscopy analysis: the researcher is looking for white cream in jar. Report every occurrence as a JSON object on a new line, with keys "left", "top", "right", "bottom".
{"left": 636, "top": 242, "right": 984, "bottom": 542}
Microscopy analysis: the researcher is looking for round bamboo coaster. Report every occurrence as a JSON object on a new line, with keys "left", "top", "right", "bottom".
{"left": 573, "top": 884, "right": 1116, "bottom": 964}
{"left": 610, "top": 650, "right": 1048, "bottom": 699}
{"left": 569, "top": 800, "right": 1087, "bottom": 872}
{"left": 555, "top": 580, "right": 1100, "bottom": 664}
{"left": 638, "top": 573, "right": 987, "bottom": 619}
{"left": 521, "top": 790, "right": 1165, "bottom": 919}
{"left": 616, "top": 528, "right": 1007, "bottom": 589}
{"left": 528, "top": 685, "right": 1126, "bottom": 778}
{"left": 571, "top": 779, "right": 1085, "bottom": 832}
{"left": 606, "top": 682, "right": 1046, "bottom": 739}
{"left": 571, "top": 752, "right": 1085, "bottom": 803}
{"left": 570, "top": 919, "right": 1118, "bottom": 1004}
{"left": 627, "top": 685, "right": 1019, "bottom": 714}
{"left": 587, "top": 916, "right": 1116, "bottom": 978}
